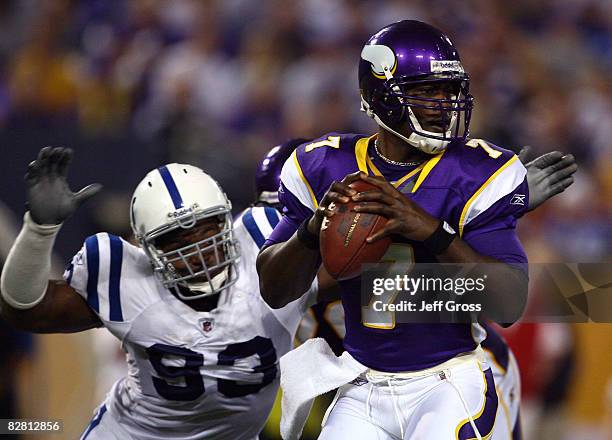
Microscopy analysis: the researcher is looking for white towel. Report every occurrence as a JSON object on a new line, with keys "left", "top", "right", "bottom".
{"left": 279, "top": 338, "right": 368, "bottom": 440}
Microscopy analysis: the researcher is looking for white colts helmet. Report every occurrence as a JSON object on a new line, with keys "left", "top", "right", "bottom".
{"left": 130, "top": 164, "right": 240, "bottom": 300}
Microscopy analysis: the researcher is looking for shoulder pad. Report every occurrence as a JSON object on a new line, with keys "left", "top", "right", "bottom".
{"left": 282, "top": 133, "right": 370, "bottom": 210}
{"left": 64, "top": 233, "right": 150, "bottom": 323}
{"left": 235, "top": 206, "right": 282, "bottom": 249}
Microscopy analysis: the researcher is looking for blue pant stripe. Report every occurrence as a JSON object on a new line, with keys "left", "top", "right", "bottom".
{"left": 81, "top": 404, "right": 107, "bottom": 439}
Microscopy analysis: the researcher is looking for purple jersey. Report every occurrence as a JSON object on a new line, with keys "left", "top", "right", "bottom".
{"left": 266, "top": 133, "right": 528, "bottom": 371}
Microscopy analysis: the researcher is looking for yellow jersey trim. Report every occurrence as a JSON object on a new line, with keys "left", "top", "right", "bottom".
{"left": 354, "top": 135, "right": 374, "bottom": 174}
{"left": 411, "top": 151, "right": 445, "bottom": 193}
{"left": 366, "top": 154, "right": 383, "bottom": 176}
{"left": 292, "top": 150, "right": 319, "bottom": 209}
{"left": 366, "top": 154, "right": 425, "bottom": 189}
{"left": 394, "top": 164, "right": 426, "bottom": 188}
{"left": 358, "top": 134, "right": 429, "bottom": 189}
{"left": 458, "top": 155, "right": 518, "bottom": 237}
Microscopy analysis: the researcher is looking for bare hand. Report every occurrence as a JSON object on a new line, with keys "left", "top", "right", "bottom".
{"left": 307, "top": 171, "right": 363, "bottom": 235}
{"left": 350, "top": 174, "right": 439, "bottom": 242}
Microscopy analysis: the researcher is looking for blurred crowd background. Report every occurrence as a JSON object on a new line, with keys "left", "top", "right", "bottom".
{"left": 0, "top": 0, "right": 610, "bottom": 439}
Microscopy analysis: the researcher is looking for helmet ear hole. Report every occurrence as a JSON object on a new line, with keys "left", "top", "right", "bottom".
{"left": 370, "top": 87, "right": 405, "bottom": 127}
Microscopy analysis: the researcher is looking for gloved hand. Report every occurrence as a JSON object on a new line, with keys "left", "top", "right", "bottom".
{"left": 518, "top": 146, "right": 578, "bottom": 211}
{"left": 26, "top": 146, "right": 102, "bottom": 225}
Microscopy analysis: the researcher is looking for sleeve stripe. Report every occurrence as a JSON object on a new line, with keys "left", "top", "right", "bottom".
{"left": 264, "top": 207, "right": 281, "bottom": 229}
{"left": 85, "top": 235, "right": 100, "bottom": 313}
{"left": 293, "top": 152, "right": 319, "bottom": 209}
{"left": 242, "top": 209, "right": 266, "bottom": 248}
{"left": 108, "top": 234, "right": 124, "bottom": 322}
{"left": 459, "top": 155, "right": 526, "bottom": 236}
{"left": 279, "top": 150, "right": 318, "bottom": 212}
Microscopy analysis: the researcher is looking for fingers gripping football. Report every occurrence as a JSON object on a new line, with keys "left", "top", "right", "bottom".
{"left": 26, "top": 147, "right": 103, "bottom": 225}
{"left": 350, "top": 174, "right": 439, "bottom": 243}
{"left": 308, "top": 172, "right": 362, "bottom": 234}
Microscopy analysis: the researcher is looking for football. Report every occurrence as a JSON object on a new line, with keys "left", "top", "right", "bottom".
{"left": 320, "top": 180, "right": 392, "bottom": 280}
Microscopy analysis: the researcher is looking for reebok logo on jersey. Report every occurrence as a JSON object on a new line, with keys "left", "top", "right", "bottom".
{"left": 511, "top": 194, "right": 526, "bottom": 206}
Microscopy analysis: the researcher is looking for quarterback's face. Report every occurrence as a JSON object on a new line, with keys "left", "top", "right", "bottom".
{"left": 156, "top": 217, "right": 226, "bottom": 280}
{"left": 404, "top": 81, "right": 459, "bottom": 133}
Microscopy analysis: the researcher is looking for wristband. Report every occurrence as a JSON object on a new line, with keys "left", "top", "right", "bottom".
{"left": 297, "top": 218, "right": 319, "bottom": 250}
{"left": 423, "top": 220, "right": 456, "bottom": 255}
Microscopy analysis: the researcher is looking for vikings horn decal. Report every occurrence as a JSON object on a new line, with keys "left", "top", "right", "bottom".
{"left": 361, "top": 45, "right": 397, "bottom": 80}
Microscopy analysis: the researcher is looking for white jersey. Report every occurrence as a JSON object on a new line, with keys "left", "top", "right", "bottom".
{"left": 66, "top": 206, "right": 315, "bottom": 440}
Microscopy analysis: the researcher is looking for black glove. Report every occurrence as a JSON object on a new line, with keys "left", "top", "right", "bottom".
{"left": 518, "top": 146, "right": 578, "bottom": 212}
{"left": 26, "top": 147, "right": 102, "bottom": 225}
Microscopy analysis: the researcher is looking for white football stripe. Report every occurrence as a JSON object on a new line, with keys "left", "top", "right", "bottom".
{"left": 462, "top": 156, "right": 527, "bottom": 231}
{"left": 280, "top": 151, "right": 316, "bottom": 212}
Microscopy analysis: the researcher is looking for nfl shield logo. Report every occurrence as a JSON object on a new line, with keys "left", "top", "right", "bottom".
{"left": 201, "top": 319, "right": 214, "bottom": 333}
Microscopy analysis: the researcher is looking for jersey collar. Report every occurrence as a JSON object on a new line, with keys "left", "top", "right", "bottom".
{"left": 354, "top": 134, "right": 444, "bottom": 192}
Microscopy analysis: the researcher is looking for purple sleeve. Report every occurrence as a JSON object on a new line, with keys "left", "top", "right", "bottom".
{"left": 462, "top": 178, "right": 528, "bottom": 268}
{"left": 264, "top": 181, "right": 313, "bottom": 246}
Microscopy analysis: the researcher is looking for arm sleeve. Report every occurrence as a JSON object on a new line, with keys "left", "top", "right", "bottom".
{"left": 64, "top": 232, "right": 131, "bottom": 324}
{"left": 0, "top": 213, "right": 61, "bottom": 309}
{"left": 264, "top": 149, "right": 318, "bottom": 246}
{"left": 460, "top": 157, "right": 529, "bottom": 268}
{"left": 236, "top": 206, "right": 282, "bottom": 249}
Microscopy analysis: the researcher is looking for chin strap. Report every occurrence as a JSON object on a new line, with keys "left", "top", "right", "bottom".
{"left": 361, "top": 96, "right": 449, "bottom": 154}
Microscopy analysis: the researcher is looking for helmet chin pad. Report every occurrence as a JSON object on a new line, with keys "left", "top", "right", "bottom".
{"left": 177, "top": 267, "right": 231, "bottom": 300}
{"left": 361, "top": 95, "right": 451, "bottom": 155}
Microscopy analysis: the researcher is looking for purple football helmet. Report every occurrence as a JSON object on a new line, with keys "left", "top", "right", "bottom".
{"left": 359, "top": 20, "right": 473, "bottom": 154}
{"left": 255, "top": 138, "right": 311, "bottom": 207}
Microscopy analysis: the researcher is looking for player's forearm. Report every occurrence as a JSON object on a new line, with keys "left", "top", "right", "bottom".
{"left": 0, "top": 212, "right": 61, "bottom": 310}
{"left": 1, "top": 280, "right": 102, "bottom": 333}
{"left": 436, "top": 238, "right": 528, "bottom": 325}
{"left": 257, "top": 234, "right": 321, "bottom": 308}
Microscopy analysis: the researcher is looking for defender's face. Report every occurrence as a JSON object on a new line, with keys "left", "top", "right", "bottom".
{"left": 156, "top": 217, "right": 227, "bottom": 281}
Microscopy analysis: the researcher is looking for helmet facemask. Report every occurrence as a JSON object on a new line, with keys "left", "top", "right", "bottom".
{"left": 364, "top": 74, "right": 473, "bottom": 154}
{"left": 140, "top": 206, "right": 240, "bottom": 301}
